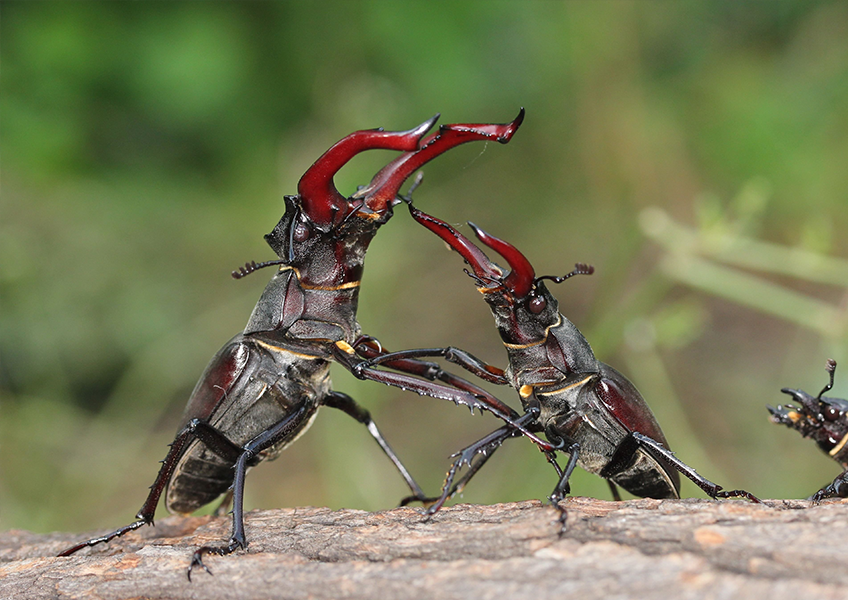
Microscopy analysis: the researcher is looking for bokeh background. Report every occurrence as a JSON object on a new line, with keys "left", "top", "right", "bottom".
{"left": 3, "top": 1, "right": 848, "bottom": 534}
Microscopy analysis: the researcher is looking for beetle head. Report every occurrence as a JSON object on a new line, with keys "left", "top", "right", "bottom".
{"left": 769, "top": 359, "right": 848, "bottom": 462}
{"left": 261, "top": 111, "right": 524, "bottom": 287}
{"left": 408, "top": 203, "right": 592, "bottom": 347}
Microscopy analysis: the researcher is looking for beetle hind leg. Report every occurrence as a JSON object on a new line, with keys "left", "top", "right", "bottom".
{"left": 631, "top": 432, "right": 761, "bottom": 503}
{"left": 57, "top": 423, "right": 205, "bottom": 557}
{"left": 322, "top": 390, "right": 427, "bottom": 502}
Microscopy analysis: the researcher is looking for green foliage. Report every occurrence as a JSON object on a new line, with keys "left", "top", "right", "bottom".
{"left": 2, "top": 1, "right": 847, "bottom": 533}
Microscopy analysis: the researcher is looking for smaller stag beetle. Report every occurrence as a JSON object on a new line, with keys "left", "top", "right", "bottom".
{"left": 58, "top": 112, "right": 529, "bottom": 578}
{"left": 359, "top": 203, "right": 759, "bottom": 513}
{"left": 769, "top": 359, "right": 848, "bottom": 500}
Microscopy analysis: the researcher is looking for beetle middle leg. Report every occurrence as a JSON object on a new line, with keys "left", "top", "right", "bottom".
{"left": 322, "top": 390, "right": 427, "bottom": 502}
{"left": 188, "top": 402, "right": 313, "bottom": 579}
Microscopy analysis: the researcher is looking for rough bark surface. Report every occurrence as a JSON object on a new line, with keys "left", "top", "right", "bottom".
{"left": 2, "top": 498, "right": 847, "bottom": 600}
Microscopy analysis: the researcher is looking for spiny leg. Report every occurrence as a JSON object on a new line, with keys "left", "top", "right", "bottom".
{"left": 352, "top": 337, "right": 514, "bottom": 412}
{"left": 631, "top": 432, "right": 760, "bottom": 502}
{"left": 607, "top": 481, "right": 622, "bottom": 502}
{"left": 545, "top": 431, "right": 579, "bottom": 532}
{"left": 58, "top": 419, "right": 242, "bottom": 557}
{"left": 409, "top": 409, "right": 542, "bottom": 514}
{"left": 358, "top": 345, "right": 509, "bottom": 386}
{"left": 334, "top": 341, "right": 554, "bottom": 452}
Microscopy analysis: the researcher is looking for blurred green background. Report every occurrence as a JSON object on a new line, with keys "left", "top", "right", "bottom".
{"left": 3, "top": 1, "right": 848, "bottom": 534}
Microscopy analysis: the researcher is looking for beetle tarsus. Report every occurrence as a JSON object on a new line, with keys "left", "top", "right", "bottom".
{"left": 187, "top": 538, "right": 245, "bottom": 581}
{"left": 57, "top": 518, "right": 150, "bottom": 557}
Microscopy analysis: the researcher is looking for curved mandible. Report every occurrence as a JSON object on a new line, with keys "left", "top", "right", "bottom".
{"left": 407, "top": 203, "right": 502, "bottom": 286}
{"left": 358, "top": 108, "right": 525, "bottom": 213}
{"left": 297, "top": 115, "right": 440, "bottom": 225}
{"left": 467, "top": 223, "right": 535, "bottom": 299}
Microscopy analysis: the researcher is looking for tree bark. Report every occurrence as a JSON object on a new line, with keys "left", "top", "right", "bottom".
{"left": 2, "top": 498, "right": 847, "bottom": 600}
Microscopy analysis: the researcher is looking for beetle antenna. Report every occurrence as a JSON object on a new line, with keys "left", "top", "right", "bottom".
{"left": 232, "top": 259, "right": 287, "bottom": 280}
{"left": 535, "top": 263, "right": 594, "bottom": 286}
{"left": 817, "top": 359, "right": 838, "bottom": 400}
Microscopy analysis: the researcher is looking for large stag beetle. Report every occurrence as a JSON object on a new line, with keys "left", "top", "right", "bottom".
{"left": 59, "top": 112, "right": 528, "bottom": 577}
{"left": 357, "top": 203, "right": 759, "bottom": 513}
{"left": 770, "top": 359, "right": 848, "bottom": 500}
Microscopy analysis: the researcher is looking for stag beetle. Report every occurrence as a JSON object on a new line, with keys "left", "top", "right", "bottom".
{"left": 358, "top": 203, "right": 759, "bottom": 513}
{"left": 59, "top": 112, "right": 528, "bottom": 577}
{"left": 769, "top": 359, "right": 848, "bottom": 500}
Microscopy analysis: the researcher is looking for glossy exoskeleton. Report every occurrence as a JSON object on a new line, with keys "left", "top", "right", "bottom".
{"left": 769, "top": 359, "right": 848, "bottom": 500}
{"left": 59, "top": 112, "right": 527, "bottom": 577}
{"left": 360, "top": 203, "right": 759, "bottom": 513}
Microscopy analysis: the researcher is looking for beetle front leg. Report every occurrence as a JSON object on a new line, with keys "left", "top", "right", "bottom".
{"left": 333, "top": 341, "right": 551, "bottom": 450}
{"left": 357, "top": 345, "right": 510, "bottom": 386}
{"left": 631, "top": 432, "right": 761, "bottom": 503}
{"left": 544, "top": 429, "right": 579, "bottom": 530}
{"left": 416, "top": 421, "right": 525, "bottom": 515}
{"left": 404, "top": 409, "right": 545, "bottom": 514}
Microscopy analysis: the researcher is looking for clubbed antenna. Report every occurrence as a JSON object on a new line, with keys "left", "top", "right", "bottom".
{"left": 232, "top": 259, "right": 287, "bottom": 280}
{"left": 818, "top": 359, "right": 838, "bottom": 400}
{"left": 536, "top": 263, "right": 595, "bottom": 286}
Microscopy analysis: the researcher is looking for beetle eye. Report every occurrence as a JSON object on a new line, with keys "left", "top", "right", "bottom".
{"left": 528, "top": 295, "right": 546, "bottom": 314}
{"left": 823, "top": 405, "right": 840, "bottom": 421}
{"left": 293, "top": 222, "right": 311, "bottom": 242}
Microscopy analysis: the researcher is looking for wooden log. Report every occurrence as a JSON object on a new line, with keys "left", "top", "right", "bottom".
{"left": 2, "top": 498, "right": 847, "bottom": 599}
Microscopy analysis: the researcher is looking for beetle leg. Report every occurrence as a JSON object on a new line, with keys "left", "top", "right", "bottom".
{"left": 357, "top": 345, "right": 509, "bottom": 386}
{"left": 546, "top": 432, "right": 579, "bottom": 515}
{"left": 423, "top": 422, "right": 525, "bottom": 515}
{"left": 353, "top": 337, "right": 512, "bottom": 406}
{"left": 188, "top": 402, "right": 313, "bottom": 580}
{"left": 58, "top": 419, "right": 243, "bottom": 557}
{"left": 403, "top": 409, "right": 542, "bottom": 514}
{"left": 607, "top": 481, "right": 622, "bottom": 502}
{"left": 631, "top": 432, "right": 761, "bottom": 503}
{"left": 322, "top": 390, "right": 426, "bottom": 501}
{"left": 334, "top": 341, "right": 554, "bottom": 451}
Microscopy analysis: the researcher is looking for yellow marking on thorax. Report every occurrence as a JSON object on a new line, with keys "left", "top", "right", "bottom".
{"left": 830, "top": 431, "right": 848, "bottom": 457}
{"left": 536, "top": 375, "right": 594, "bottom": 398}
{"left": 519, "top": 385, "right": 534, "bottom": 399}
{"left": 501, "top": 314, "right": 563, "bottom": 350}
{"left": 335, "top": 340, "right": 356, "bottom": 355}
{"left": 284, "top": 264, "right": 360, "bottom": 291}
{"left": 253, "top": 339, "right": 324, "bottom": 360}
{"left": 300, "top": 280, "right": 361, "bottom": 291}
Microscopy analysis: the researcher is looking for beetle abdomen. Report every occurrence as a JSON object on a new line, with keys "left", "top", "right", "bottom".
{"left": 165, "top": 336, "right": 328, "bottom": 515}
